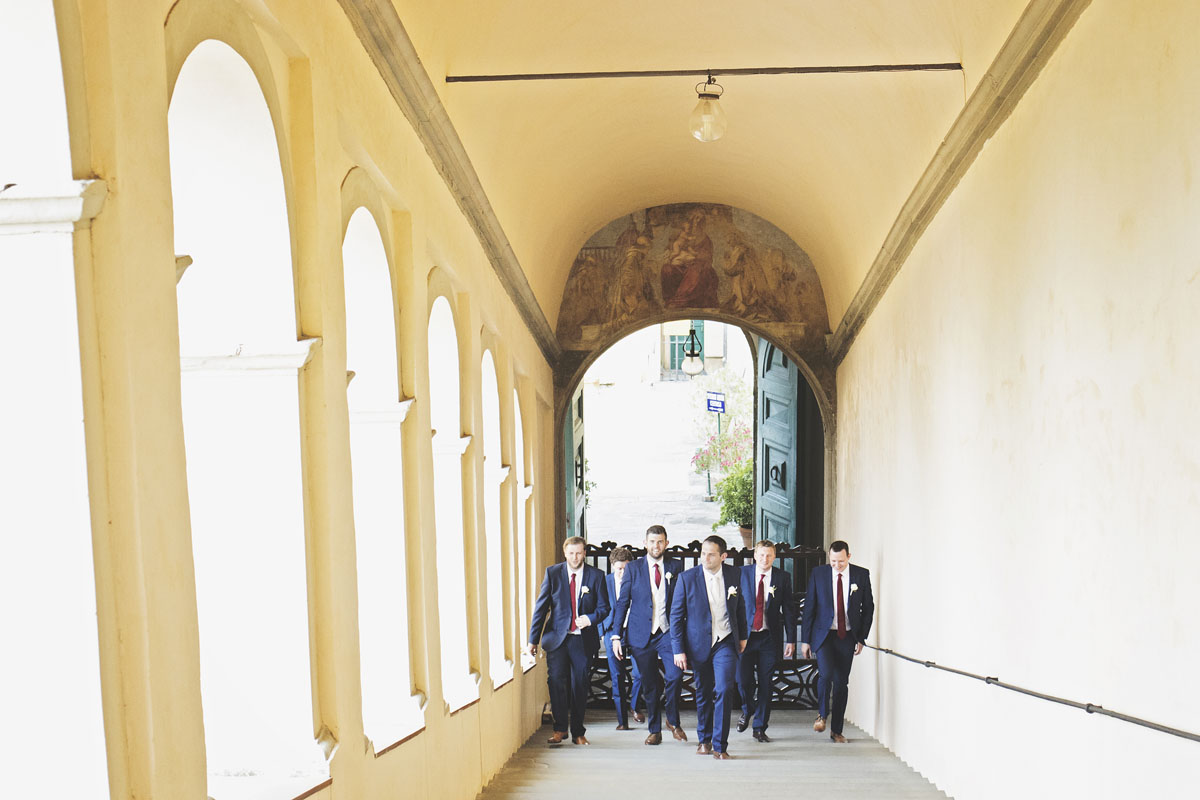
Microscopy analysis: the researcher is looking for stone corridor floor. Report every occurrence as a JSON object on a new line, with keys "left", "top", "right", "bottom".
{"left": 478, "top": 708, "right": 949, "bottom": 799}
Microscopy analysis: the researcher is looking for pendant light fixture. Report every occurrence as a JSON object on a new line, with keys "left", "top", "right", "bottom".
{"left": 689, "top": 71, "right": 727, "bottom": 143}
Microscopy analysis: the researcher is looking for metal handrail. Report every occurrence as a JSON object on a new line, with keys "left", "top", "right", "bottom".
{"left": 865, "top": 644, "right": 1200, "bottom": 744}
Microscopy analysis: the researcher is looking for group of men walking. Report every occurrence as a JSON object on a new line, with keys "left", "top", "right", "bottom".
{"left": 527, "top": 525, "right": 875, "bottom": 758}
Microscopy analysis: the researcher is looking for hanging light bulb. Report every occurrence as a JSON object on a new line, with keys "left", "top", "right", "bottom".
{"left": 681, "top": 324, "right": 705, "bottom": 376}
{"left": 689, "top": 71, "right": 727, "bottom": 142}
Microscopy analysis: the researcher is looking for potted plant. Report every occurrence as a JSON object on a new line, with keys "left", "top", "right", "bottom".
{"left": 712, "top": 459, "right": 755, "bottom": 549}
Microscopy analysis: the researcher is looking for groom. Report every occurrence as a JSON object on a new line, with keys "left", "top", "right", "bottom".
{"left": 670, "top": 535, "right": 747, "bottom": 759}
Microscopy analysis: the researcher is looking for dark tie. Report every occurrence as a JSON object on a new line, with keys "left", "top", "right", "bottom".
{"left": 654, "top": 562, "right": 661, "bottom": 589}
{"left": 836, "top": 571, "right": 847, "bottom": 640}
{"left": 569, "top": 572, "right": 578, "bottom": 632}
{"left": 753, "top": 574, "right": 765, "bottom": 631}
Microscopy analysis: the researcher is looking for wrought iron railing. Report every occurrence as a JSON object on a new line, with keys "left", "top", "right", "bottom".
{"left": 583, "top": 539, "right": 825, "bottom": 709}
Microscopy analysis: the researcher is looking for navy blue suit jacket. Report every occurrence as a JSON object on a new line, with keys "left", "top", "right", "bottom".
{"left": 739, "top": 564, "right": 796, "bottom": 656}
{"left": 611, "top": 556, "right": 685, "bottom": 650}
{"left": 599, "top": 572, "right": 630, "bottom": 642}
{"left": 800, "top": 564, "right": 874, "bottom": 652}
{"left": 669, "top": 563, "right": 747, "bottom": 665}
{"left": 529, "top": 562, "right": 610, "bottom": 653}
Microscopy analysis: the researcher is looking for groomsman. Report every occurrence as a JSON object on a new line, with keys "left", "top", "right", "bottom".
{"left": 735, "top": 540, "right": 796, "bottom": 742}
{"left": 800, "top": 540, "right": 874, "bottom": 743}
{"left": 670, "top": 535, "right": 747, "bottom": 759}
{"left": 600, "top": 546, "right": 645, "bottom": 729}
{"left": 529, "top": 536, "right": 610, "bottom": 745}
{"left": 611, "top": 525, "right": 687, "bottom": 745}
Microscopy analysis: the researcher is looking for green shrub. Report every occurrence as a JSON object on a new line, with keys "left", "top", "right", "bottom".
{"left": 713, "top": 459, "right": 754, "bottom": 530}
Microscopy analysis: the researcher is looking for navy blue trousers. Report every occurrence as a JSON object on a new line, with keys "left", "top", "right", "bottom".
{"left": 546, "top": 634, "right": 591, "bottom": 738}
{"left": 631, "top": 630, "right": 682, "bottom": 734}
{"left": 604, "top": 635, "right": 643, "bottom": 727}
{"left": 695, "top": 637, "right": 739, "bottom": 753}
{"left": 815, "top": 633, "right": 856, "bottom": 736}
{"left": 738, "top": 631, "right": 779, "bottom": 731}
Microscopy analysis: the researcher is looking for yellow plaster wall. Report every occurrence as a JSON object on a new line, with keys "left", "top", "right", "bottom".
{"left": 836, "top": 2, "right": 1200, "bottom": 796}
{"left": 55, "top": 0, "right": 554, "bottom": 797}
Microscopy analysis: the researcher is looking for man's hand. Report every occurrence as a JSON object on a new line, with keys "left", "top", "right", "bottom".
{"left": 612, "top": 639, "right": 623, "bottom": 660}
{"left": 738, "top": 639, "right": 748, "bottom": 654}
{"left": 528, "top": 643, "right": 539, "bottom": 658}
{"left": 800, "top": 643, "right": 812, "bottom": 660}
{"left": 673, "top": 653, "right": 688, "bottom": 670}
{"left": 784, "top": 643, "right": 796, "bottom": 659}
{"left": 854, "top": 642, "right": 864, "bottom": 656}
{"left": 574, "top": 615, "right": 591, "bottom": 629}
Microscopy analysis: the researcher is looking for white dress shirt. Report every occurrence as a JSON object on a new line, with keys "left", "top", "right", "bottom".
{"left": 829, "top": 565, "right": 852, "bottom": 631}
{"left": 567, "top": 566, "right": 584, "bottom": 635}
{"left": 704, "top": 567, "right": 733, "bottom": 646}
{"left": 752, "top": 568, "right": 773, "bottom": 632}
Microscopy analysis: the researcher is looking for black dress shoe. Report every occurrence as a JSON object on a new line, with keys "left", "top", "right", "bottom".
{"left": 736, "top": 714, "right": 750, "bottom": 733}
{"left": 752, "top": 730, "right": 772, "bottom": 743}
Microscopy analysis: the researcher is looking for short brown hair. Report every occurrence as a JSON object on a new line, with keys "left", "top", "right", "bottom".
{"left": 645, "top": 525, "right": 667, "bottom": 539}
{"left": 754, "top": 539, "right": 777, "bottom": 551}
{"left": 610, "top": 546, "right": 633, "bottom": 563}
{"left": 563, "top": 536, "right": 586, "bottom": 549}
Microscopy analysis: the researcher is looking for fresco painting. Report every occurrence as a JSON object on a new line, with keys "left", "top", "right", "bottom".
{"left": 556, "top": 203, "right": 828, "bottom": 348}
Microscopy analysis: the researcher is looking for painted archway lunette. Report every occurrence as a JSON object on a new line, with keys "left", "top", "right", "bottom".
{"left": 551, "top": 203, "right": 837, "bottom": 550}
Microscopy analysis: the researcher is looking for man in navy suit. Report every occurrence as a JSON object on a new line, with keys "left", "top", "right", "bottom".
{"left": 735, "top": 540, "right": 796, "bottom": 742}
{"left": 800, "top": 540, "right": 874, "bottom": 743}
{"left": 611, "top": 525, "right": 688, "bottom": 745}
{"left": 670, "top": 535, "right": 747, "bottom": 759}
{"left": 599, "top": 545, "right": 644, "bottom": 730}
{"left": 528, "top": 535, "right": 610, "bottom": 745}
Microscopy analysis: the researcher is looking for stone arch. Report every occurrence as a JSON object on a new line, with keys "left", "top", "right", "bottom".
{"left": 553, "top": 203, "right": 838, "bottom": 550}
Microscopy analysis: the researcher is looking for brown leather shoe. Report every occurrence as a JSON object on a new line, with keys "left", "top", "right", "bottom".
{"left": 615, "top": 724, "right": 631, "bottom": 731}
{"left": 547, "top": 731, "right": 568, "bottom": 744}
{"left": 644, "top": 732, "right": 662, "bottom": 745}
{"left": 813, "top": 716, "right": 827, "bottom": 733}
{"left": 633, "top": 711, "right": 646, "bottom": 723}
{"left": 573, "top": 736, "right": 590, "bottom": 745}
{"left": 671, "top": 725, "right": 688, "bottom": 742}
{"left": 713, "top": 751, "right": 732, "bottom": 760}
{"left": 695, "top": 742, "right": 713, "bottom": 755}
{"left": 830, "top": 733, "right": 848, "bottom": 743}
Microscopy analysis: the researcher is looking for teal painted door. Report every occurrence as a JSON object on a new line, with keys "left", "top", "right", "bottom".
{"left": 755, "top": 337, "right": 799, "bottom": 546}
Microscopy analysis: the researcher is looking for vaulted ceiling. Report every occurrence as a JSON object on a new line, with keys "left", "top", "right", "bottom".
{"left": 389, "top": 1, "right": 1030, "bottom": 332}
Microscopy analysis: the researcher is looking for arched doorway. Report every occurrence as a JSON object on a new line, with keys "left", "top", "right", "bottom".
{"left": 552, "top": 203, "right": 836, "bottom": 553}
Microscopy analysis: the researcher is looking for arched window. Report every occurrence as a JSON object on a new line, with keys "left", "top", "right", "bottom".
{"left": 427, "top": 296, "right": 477, "bottom": 708}
{"left": 170, "top": 40, "right": 326, "bottom": 798}
{"left": 480, "top": 351, "right": 512, "bottom": 686}
{"left": 513, "top": 389, "right": 536, "bottom": 671}
{"left": 343, "top": 207, "right": 422, "bottom": 746}
{"left": 0, "top": 9, "right": 107, "bottom": 796}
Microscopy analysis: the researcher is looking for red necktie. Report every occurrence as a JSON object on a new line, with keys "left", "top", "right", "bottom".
{"left": 836, "top": 571, "right": 847, "bottom": 639}
{"left": 569, "top": 572, "right": 578, "bottom": 631}
{"left": 654, "top": 562, "right": 661, "bottom": 589}
{"left": 752, "top": 574, "right": 765, "bottom": 631}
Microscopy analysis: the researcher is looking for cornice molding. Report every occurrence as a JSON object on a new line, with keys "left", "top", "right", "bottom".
{"left": 0, "top": 179, "right": 107, "bottom": 235}
{"left": 336, "top": 0, "right": 561, "bottom": 366}
{"left": 828, "top": 0, "right": 1093, "bottom": 365}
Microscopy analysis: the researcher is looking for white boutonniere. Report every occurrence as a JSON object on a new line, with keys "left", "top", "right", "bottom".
{"left": 766, "top": 584, "right": 776, "bottom": 597}
{"left": 580, "top": 585, "right": 590, "bottom": 595}
{"left": 665, "top": 572, "right": 673, "bottom": 582}
{"left": 727, "top": 586, "right": 738, "bottom": 598}
{"left": 850, "top": 583, "right": 858, "bottom": 594}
